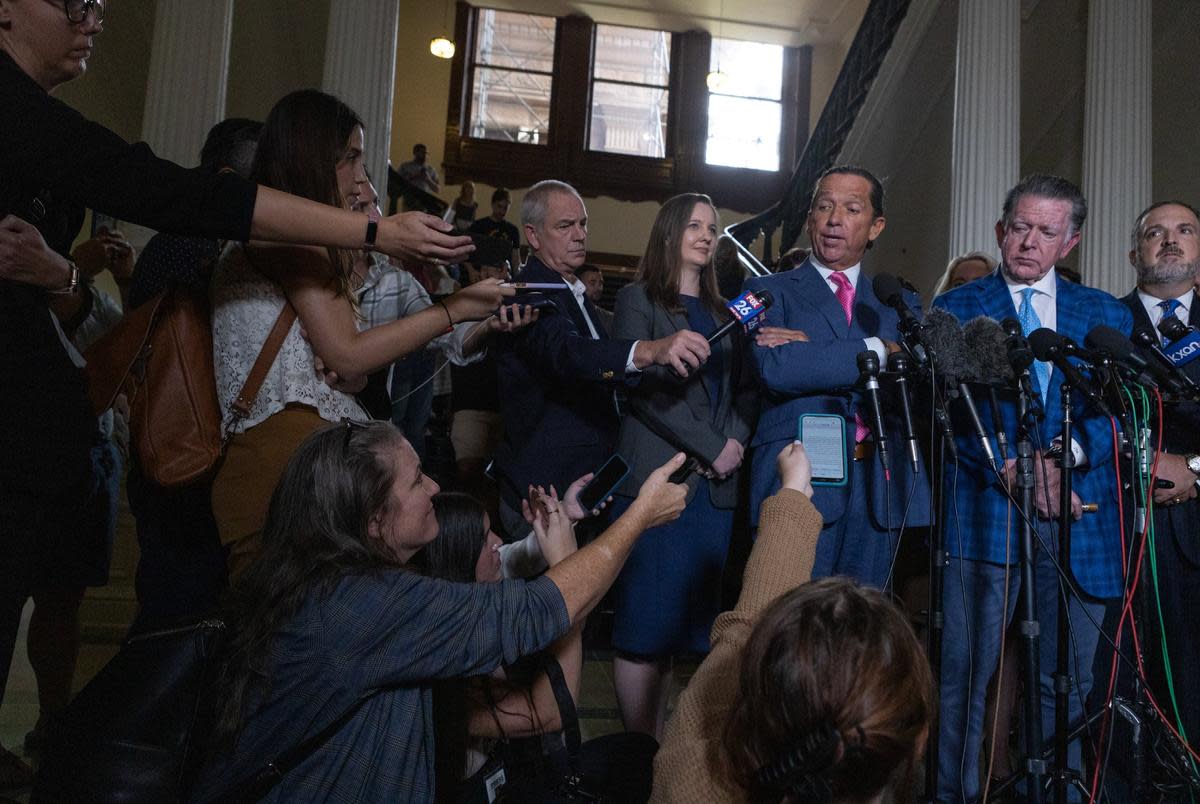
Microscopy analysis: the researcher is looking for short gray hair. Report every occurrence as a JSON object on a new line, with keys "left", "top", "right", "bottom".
{"left": 1001, "top": 174, "right": 1087, "bottom": 236}
{"left": 521, "top": 180, "right": 582, "bottom": 230}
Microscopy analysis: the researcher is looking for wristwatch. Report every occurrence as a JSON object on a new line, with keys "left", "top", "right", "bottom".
{"left": 1186, "top": 454, "right": 1200, "bottom": 489}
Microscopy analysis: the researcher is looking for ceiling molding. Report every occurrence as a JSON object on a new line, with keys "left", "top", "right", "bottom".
{"left": 468, "top": 0, "right": 869, "bottom": 48}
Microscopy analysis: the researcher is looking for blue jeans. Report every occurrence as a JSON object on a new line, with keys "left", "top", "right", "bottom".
{"left": 937, "top": 547, "right": 1107, "bottom": 803}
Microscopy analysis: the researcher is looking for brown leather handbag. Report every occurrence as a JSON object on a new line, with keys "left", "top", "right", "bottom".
{"left": 84, "top": 285, "right": 295, "bottom": 488}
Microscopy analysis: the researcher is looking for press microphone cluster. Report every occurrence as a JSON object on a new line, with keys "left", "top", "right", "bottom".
{"left": 1026, "top": 328, "right": 1115, "bottom": 418}
{"left": 922, "top": 308, "right": 1001, "bottom": 473}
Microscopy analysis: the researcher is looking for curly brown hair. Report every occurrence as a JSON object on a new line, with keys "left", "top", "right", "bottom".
{"left": 724, "top": 577, "right": 932, "bottom": 804}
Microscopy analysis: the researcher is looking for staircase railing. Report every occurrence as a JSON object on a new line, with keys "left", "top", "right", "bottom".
{"left": 727, "top": 0, "right": 912, "bottom": 274}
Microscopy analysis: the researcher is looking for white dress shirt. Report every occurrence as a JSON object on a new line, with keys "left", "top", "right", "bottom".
{"left": 562, "top": 272, "right": 640, "bottom": 372}
{"left": 1136, "top": 287, "right": 1193, "bottom": 329}
{"left": 1002, "top": 268, "right": 1084, "bottom": 464}
{"left": 809, "top": 257, "right": 887, "bottom": 362}
{"left": 1002, "top": 268, "right": 1058, "bottom": 332}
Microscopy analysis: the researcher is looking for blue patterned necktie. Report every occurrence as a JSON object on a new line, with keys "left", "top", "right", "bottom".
{"left": 1017, "top": 287, "right": 1049, "bottom": 397}
{"left": 1159, "top": 298, "right": 1183, "bottom": 347}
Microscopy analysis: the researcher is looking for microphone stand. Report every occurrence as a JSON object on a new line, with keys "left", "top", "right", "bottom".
{"left": 1051, "top": 382, "right": 1079, "bottom": 803}
{"left": 923, "top": 388, "right": 950, "bottom": 804}
{"left": 1014, "top": 373, "right": 1048, "bottom": 804}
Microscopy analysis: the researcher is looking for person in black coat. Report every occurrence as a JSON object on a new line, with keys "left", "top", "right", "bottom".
{"left": 1117, "top": 200, "right": 1200, "bottom": 746}
{"left": 0, "top": 2, "right": 485, "bottom": 783}
{"left": 490, "top": 180, "right": 710, "bottom": 534}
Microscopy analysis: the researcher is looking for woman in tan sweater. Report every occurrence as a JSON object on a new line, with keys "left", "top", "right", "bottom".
{"left": 652, "top": 442, "right": 932, "bottom": 804}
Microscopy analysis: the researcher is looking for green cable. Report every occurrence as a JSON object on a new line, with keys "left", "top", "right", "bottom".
{"left": 1130, "top": 384, "right": 1197, "bottom": 782}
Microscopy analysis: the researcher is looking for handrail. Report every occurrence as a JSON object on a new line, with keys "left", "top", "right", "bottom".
{"left": 727, "top": 0, "right": 911, "bottom": 272}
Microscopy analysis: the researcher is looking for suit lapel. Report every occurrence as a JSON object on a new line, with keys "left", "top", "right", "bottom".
{"left": 1122, "top": 289, "right": 1154, "bottom": 338}
{"left": 792, "top": 261, "right": 850, "bottom": 337}
{"left": 522, "top": 257, "right": 594, "bottom": 338}
{"left": 979, "top": 272, "right": 1019, "bottom": 323}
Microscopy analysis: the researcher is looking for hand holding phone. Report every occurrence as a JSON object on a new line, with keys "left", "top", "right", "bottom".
{"left": 798, "top": 414, "right": 847, "bottom": 486}
{"left": 578, "top": 454, "right": 631, "bottom": 514}
{"left": 668, "top": 457, "right": 699, "bottom": 484}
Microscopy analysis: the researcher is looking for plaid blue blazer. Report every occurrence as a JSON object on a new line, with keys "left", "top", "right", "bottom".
{"left": 932, "top": 271, "right": 1133, "bottom": 599}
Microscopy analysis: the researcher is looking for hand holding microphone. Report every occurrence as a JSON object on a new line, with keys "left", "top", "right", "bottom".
{"left": 652, "top": 288, "right": 774, "bottom": 377}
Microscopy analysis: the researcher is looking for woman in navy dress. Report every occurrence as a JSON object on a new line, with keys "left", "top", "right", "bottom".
{"left": 609, "top": 193, "right": 758, "bottom": 738}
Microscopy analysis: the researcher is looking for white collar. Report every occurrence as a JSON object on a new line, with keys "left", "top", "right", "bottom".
{"left": 810, "top": 256, "right": 863, "bottom": 289}
{"left": 1002, "top": 267, "right": 1058, "bottom": 300}
{"left": 1137, "top": 286, "right": 1192, "bottom": 314}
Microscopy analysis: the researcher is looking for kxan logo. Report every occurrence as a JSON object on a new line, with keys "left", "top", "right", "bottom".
{"left": 1166, "top": 333, "right": 1200, "bottom": 367}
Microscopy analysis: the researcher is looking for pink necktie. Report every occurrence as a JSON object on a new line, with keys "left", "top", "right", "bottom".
{"left": 830, "top": 272, "right": 871, "bottom": 443}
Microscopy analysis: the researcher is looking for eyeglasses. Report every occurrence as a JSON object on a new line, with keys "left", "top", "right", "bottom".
{"left": 64, "top": 0, "right": 105, "bottom": 24}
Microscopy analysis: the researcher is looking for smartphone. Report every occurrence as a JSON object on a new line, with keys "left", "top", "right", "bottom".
{"left": 798, "top": 413, "right": 848, "bottom": 486}
{"left": 668, "top": 457, "right": 700, "bottom": 484}
{"left": 578, "top": 454, "right": 631, "bottom": 512}
{"left": 508, "top": 291, "right": 557, "bottom": 312}
{"left": 91, "top": 211, "right": 119, "bottom": 237}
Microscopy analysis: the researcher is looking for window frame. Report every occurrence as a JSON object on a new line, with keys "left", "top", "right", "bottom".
{"left": 442, "top": 3, "right": 811, "bottom": 213}
{"left": 587, "top": 23, "right": 673, "bottom": 159}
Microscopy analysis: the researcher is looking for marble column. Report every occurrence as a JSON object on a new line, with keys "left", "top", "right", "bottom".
{"left": 140, "top": 0, "right": 234, "bottom": 167}
{"left": 1080, "top": 1, "right": 1152, "bottom": 296}
{"left": 947, "top": 0, "right": 1020, "bottom": 267}
{"left": 323, "top": 0, "right": 401, "bottom": 185}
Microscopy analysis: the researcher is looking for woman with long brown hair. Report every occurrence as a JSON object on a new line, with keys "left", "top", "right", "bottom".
{"left": 209, "top": 90, "right": 506, "bottom": 567}
{"left": 608, "top": 192, "right": 758, "bottom": 738}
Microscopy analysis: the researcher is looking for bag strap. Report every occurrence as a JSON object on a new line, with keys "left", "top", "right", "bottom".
{"left": 231, "top": 692, "right": 375, "bottom": 804}
{"left": 540, "top": 654, "right": 582, "bottom": 769}
{"left": 226, "top": 301, "right": 297, "bottom": 429}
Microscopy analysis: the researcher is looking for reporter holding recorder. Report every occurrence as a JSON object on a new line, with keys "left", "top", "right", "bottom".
{"left": 608, "top": 193, "right": 758, "bottom": 738}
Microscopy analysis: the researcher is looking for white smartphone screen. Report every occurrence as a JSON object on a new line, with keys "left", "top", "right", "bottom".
{"left": 799, "top": 414, "right": 847, "bottom": 485}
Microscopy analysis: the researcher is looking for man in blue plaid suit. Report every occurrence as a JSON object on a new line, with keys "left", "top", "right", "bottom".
{"left": 931, "top": 175, "right": 1132, "bottom": 802}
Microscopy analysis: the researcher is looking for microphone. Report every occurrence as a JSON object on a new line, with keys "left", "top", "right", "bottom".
{"left": 1085, "top": 324, "right": 1198, "bottom": 398}
{"left": 1027, "top": 328, "right": 1114, "bottom": 418}
{"left": 1000, "top": 318, "right": 1043, "bottom": 418}
{"left": 871, "top": 273, "right": 929, "bottom": 367}
{"left": 887, "top": 351, "right": 921, "bottom": 470}
{"left": 924, "top": 308, "right": 1000, "bottom": 473}
{"left": 856, "top": 350, "right": 891, "bottom": 478}
{"left": 709, "top": 289, "right": 774, "bottom": 345}
{"left": 1128, "top": 328, "right": 1200, "bottom": 397}
{"left": 963, "top": 316, "right": 1013, "bottom": 461}
{"left": 1158, "top": 317, "right": 1200, "bottom": 368}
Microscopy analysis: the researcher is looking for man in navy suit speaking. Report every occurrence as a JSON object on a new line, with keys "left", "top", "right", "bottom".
{"left": 745, "top": 165, "right": 931, "bottom": 589}
{"left": 492, "top": 180, "right": 710, "bottom": 533}
{"left": 932, "top": 175, "right": 1132, "bottom": 803}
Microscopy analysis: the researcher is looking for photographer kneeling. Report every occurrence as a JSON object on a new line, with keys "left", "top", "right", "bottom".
{"left": 191, "top": 420, "right": 687, "bottom": 802}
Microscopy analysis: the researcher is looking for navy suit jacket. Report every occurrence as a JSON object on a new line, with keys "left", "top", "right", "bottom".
{"left": 745, "top": 260, "right": 931, "bottom": 528}
{"left": 933, "top": 271, "right": 1133, "bottom": 598}
{"left": 492, "top": 257, "right": 635, "bottom": 509}
{"left": 1121, "top": 289, "right": 1200, "bottom": 566}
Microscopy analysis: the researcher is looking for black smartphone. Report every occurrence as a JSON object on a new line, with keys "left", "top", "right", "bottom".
{"left": 668, "top": 457, "right": 699, "bottom": 484}
{"left": 578, "top": 454, "right": 631, "bottom": 512}
{"left": 91, "top": 211, "right": 119, "bottom": 237}
{"left": 509, "top": 291, "right": 557, "bottom": 312}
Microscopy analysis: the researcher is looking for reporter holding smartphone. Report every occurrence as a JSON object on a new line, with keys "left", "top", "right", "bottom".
{"left": 608, "top": 193, "right": 758, "bottom": 739}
